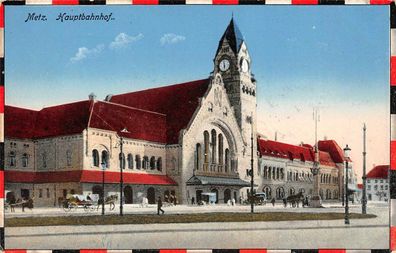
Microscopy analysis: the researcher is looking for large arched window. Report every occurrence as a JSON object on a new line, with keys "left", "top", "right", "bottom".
{"left": 92, "top": 149, "right": 99, "bottom": 167}
{"left": 289, "top": 187, "right": 295, "bottom": 196}
{"left": 211, "top": 129, "right": 217, "bottom": 164}
{"left": 101, "top": 150, "right": 109, "bottom": 168}
{"left": 224, "top": 148, "right": 230, "bottom": 172}
{"left": 119, "top": 153, "right": 126, "bottom": 170}
{"left": 127, "top": 154, "right": 133, "bottom": 169}
{"left": 157, "top": 157, "right": 162, "bottom": 171}
{"left": 195, "top": 143, "right": 202, "bottom": 171}
{"left": 218, "top": 134, "right": 224, "bottom": 165}
{"left": 22, "top": 153, "right": 29, "bottom": 167}
{"left": 204, "top": 131, "right": 210, "bottom": 164}
{"left": 135, "top": 155, "right": 141, "bottom": 169}
{"left": 143, "top": 156, "right": 149, "bottom": 169}
{"left": 263, "top": 186, "right": 272, "bottom": 199}
{"left": 150, "top": 156, "right": 156, "bottom": 170}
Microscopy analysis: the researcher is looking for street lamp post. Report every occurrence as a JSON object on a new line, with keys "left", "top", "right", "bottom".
{"left": 101, "top": 162, "right": 106, "bottom": 216}
{"left": 362, "top": 123, "right": 367, "bottom": 214}
{"left": 118, "top": 128, "right": 129, "bottom": 216}
{"left": 344, "top": 144, "right": 351, "bottom": 225}
{"left": 310, "top": 108, "right": 321, "bottom": 208}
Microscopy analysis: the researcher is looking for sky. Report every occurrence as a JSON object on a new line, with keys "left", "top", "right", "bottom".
{"left": 5, "top": 5, "right": 389, "bottom": 182}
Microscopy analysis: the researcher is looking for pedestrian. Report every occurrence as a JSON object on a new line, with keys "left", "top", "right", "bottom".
{"left": 282, "top": 197, "right": 287, "bottom": 208}
{"left": 271, "top": 197, "right": 275, "bottom": 207}
{"left": 191, "top": 196, "right": 195, "bottom": 205}
{"left": 231, "top": 198, "right": 236, "bottom": 206}
{"left": 239, "top": 196, "right": 242, "bottom": 204}
{"left": 173, "top": 195, "right": 177, "bottom": 206}
{"left": 157, "top": 196, "right": 165, "bottom": 215}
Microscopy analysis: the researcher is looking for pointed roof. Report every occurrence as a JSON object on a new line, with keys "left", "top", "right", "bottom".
{"left": 216, "top": 18, "right": 244, "bottom": 55}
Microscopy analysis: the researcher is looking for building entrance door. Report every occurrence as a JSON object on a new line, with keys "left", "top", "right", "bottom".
{"left": 211, "top": 188, "right": 219, "bottom": 203}
{"left": 147, "top": 187, "right": 155, "bottom": 204}
{"left": 196, "top": 190, "right": 202, "bottom": 203}
{"left": 224, "top": 189, "right": 231, "bottom": 203}
{"left": 124, "top": 186, "right": 133, "bottom": 204}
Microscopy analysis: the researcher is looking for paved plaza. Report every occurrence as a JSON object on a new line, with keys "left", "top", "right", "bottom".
{"left": 4, "top": 202, "right": 389, "bottom": 249}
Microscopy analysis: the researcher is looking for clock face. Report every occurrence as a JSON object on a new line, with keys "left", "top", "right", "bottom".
{"left": 241, "top": 59, "right": 249, "bottom": 73}
{"left": 219, "top": 59, "right": 230, "bottom": 72}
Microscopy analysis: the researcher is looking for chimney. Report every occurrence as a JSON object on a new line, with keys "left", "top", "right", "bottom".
{"left": 88, "top": 92, "right": 97, "bottom": 100}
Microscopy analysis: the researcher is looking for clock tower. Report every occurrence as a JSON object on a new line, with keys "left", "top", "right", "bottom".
{"left": 213, "top": 18, "right": 257, "bottom": 154}
{"left": 213, "top": 18, "right": 257, "bottom": 181}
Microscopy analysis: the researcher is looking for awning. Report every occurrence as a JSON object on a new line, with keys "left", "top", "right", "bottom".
{"left": 186, "top": 175, "right": 251, "bottom": 187}
{"left": 5, "top": 170, "right": 177, "bottom": 186}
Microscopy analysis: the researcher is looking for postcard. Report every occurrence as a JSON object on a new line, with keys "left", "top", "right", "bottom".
{"left": 2, "top": 4, "right": 391, "bottom": 250}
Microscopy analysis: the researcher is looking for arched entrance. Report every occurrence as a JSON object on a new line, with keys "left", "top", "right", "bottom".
{"left": 196, "top": 190, "right": 202, "bottom": 203}
{"left": 211, "top": 188, "right": 219, "bottom": 203}
{"left": 92, "top": 185, "right": 103, "bottom": 198}
{"left": 224, "top": 189, "right": 231, "bottom": 203}
{"left": 124, "top": 186, "right": 133, "bottom": 204}
{"left": 147, "top": 187, "right": 155, "bottom": 204}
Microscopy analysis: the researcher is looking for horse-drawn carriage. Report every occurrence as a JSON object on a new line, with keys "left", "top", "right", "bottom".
{"left": 61, "top": 194, "right": 118, "bottom": 212}
{"left": 246, "top": 192, "right": 267, "bottom": 205}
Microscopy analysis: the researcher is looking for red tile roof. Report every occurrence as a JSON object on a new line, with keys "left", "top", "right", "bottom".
{"left": 5, "top": 170, "right": 177, "bottom": 185}
{"left": 6, "top": 79, "right": 210, "bottom": 145}
{"left": 258, "top": 138, "right": 341, "bottom": 168}
{"left": 367, "top": 165, "right": 389, "bottom": 179}
{"left": 109, "top": 79, "right": 210, "bottom": 144}
{"left": 5, "top": 106, "right": 38, "bottom": 139}
{"left": 318, "top": 140, "right": 350, "bottom": 163}
{"left": 319, "top": 151, "right": 336, "bottom": 167}
{"left": 257, "top": 139, "right": 314, "bottom": 162}
{"left": 89, "top": 101, "right": 167, "bottom": 143}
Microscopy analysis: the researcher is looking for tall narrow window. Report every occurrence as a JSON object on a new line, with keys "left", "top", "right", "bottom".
{"left": 135, "top": 155, "right": 141, "bottom": 169}
{"left": 204, "top": 131, "right": 210, "bottom": 163}
{"left": 9, "top": 151, "right": 16, "bottom": 167}
{"left": 224, "top": 148, "right": 230, "bottom": 172}
{"left": 127, "top": 154, "right": 133, "bottom": 169}
{"left": 196, "top": 143, "right": 202, "bottom": 171}
{"left": 119, "top": 153, "right": 126, "bottom": 170}
{"left": 42, "top": 152, "right": 47, "bottom": 168}
{"left": 211, "top": 129, "right": 217, "bottom": 163}
{"left": 22, "top": 153, "right": 28, "bottom": 167}
{"left": 101, "top": 150, "right": 109, "bottom": 168}
{"left": 218, "top": 134, "right": 224, "bottom": 165}
{"left": 150, "top": 156, "right": 156, "bottom": 170}
{"left": 264, "top": 166, "right": 267, "bottom": 178}
{"left": 66, "top": 150, "right": 72, "bottom": 166}
{"left": 143, "top": 156, "right": 149, "bottom": 169}
{"left": 92, "top": 149, "right": 99, "bottom": 167}
{"left": 157, "top": 157, "right": 162, "bottom": 171}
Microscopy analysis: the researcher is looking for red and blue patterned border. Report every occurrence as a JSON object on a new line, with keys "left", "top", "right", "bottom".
{"left": 0, "top": 1, "right": 393, "bottom": 252}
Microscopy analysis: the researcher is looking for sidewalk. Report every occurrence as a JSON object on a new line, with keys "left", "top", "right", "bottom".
{"left": 4, "top": 201, "right": 388, "bottom": 218}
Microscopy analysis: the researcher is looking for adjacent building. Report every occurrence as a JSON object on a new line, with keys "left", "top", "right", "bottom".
{"left": 366, "top": 165, "right": 389, "bottom": 202}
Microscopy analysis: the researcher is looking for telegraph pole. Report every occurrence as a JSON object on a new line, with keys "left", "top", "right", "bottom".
{"left": 362, "top": 123, "right": 367, "bottom": 214}
{"left": 250, "top": 113, "right": 254, "bottom": 214}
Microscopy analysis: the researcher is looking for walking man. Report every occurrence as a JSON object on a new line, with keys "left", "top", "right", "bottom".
{"left": 157, "top": 196, "right": 165, "bottom": 215}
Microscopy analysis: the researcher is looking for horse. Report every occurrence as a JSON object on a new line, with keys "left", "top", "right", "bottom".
{"left": 97, "top": 194, "right": 118, "bottom": 211}
{"left": 286, "top": 192, "right": 304, "bottom": 208}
